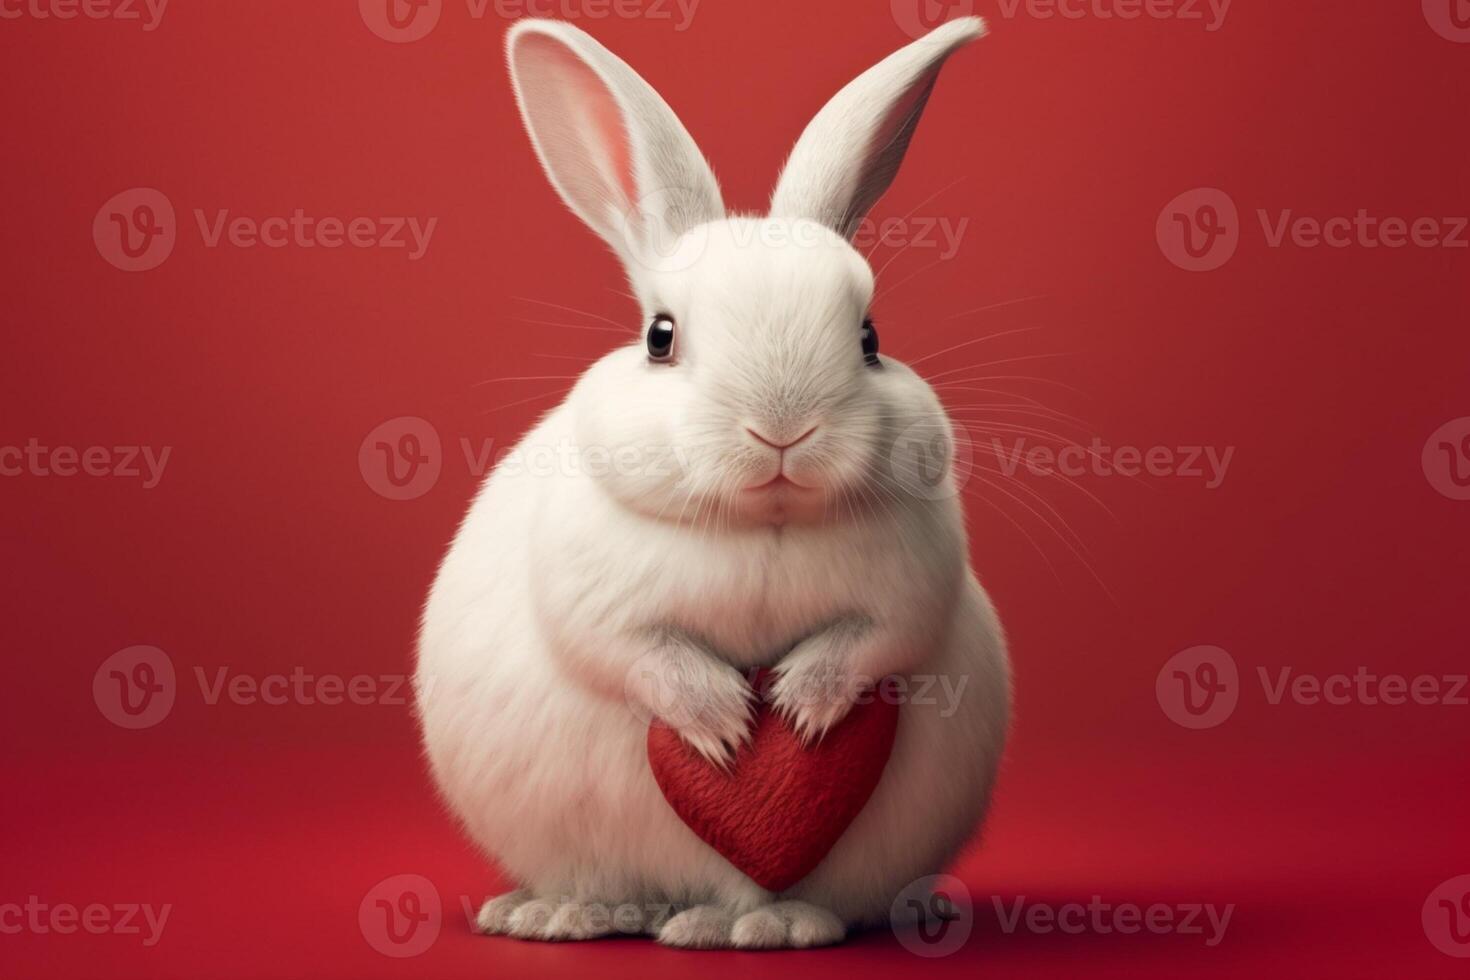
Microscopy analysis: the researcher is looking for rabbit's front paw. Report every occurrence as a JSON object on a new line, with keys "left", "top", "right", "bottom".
{"left": 769, "top": 624, "right": 874, "bottom": 745}
{"left": 669, "top": 663, "right": 758, "bottom": 769}
{"left": 627, "top": 638, "right": 756, "bottom": 768}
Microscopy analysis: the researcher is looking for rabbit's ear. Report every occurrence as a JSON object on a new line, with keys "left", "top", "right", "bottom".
{"left": 506, "top": 19, "right": 724, "bottom": 265}
{"left": 770, "top": 18, "right": 986, "bottom": 240}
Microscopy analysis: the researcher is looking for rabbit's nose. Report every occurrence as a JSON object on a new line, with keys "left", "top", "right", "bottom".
{"left": 744, "top": 425, "right": 819, "bottom": 451}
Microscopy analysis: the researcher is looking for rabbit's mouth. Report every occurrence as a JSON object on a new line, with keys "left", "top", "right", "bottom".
{"left": 743, "top": 474, "right": 816, "bottom": 494}
{"left": 731, "top": 473, "right": 834, "bottom": 528}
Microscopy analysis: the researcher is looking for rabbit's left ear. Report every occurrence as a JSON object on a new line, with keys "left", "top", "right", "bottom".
{"left": 770, "top": 18, "right": 986, "bottom": 239}
{"left": 506, "top": 19, "right": 724, "bottom": 267}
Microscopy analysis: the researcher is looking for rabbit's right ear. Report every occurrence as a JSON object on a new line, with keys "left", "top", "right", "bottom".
{"left": 506, "top": 19, "right": 724, "bottom": 267}
{"left": 770, "top": 18, "right": 986, "bottom": 240}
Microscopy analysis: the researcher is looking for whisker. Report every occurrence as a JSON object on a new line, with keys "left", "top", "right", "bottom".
{"left": 511, "top": 296, "right": 634, "bottom": 333}
{"left": 863, "top": 176, "right": 966, "bottom": 261}
{"left": 471, "top": 375, "right": 582, "bottom": 389}
{"left": 944, "top": 295, "right": 1045, "bottom": 320}
{"left": 923, "top": 350, "right": 1075, "bottom": 381}
{"left": 962, "top": 473, "right": 1116, "bottom": 602}
{"left": 955, "top": 420, "right": 1090, "bottom": 449}
{"left": 908, "top": 326, "right": 1047, "bottom": 370}
{"left": 931, "top": 373, "right": 1085, "bottom": 396}
{"left": 968, "top": 446, "right": 1121, "bottom": 523}
{"left": 530, "top": 352, "right": 602, "bottom": 363}
{"left": 887, "top": 460, "right": 1065, "bottom": 587}
{"left": 963, "top": 460, "right": 1096, "bottom": 554}
{"left": 940, "top": 400, "right": 1095, "bottom": 433}
{"left": 873, "top": 256, "right": 947, "bottom": 302}
{"left": 477, "top": 386, "right": 572, "bottom": 416}
{"left": 510, "top": 316, "right": 630, "bottom": 336}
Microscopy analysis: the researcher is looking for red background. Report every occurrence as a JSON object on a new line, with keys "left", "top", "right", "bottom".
{"left": 2, "top": 1, "right": 1467, "bottom": 977}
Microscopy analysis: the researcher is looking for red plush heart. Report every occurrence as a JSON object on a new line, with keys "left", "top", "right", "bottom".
{"left": 646, "top": 671, "right": 900, "bottom": 893}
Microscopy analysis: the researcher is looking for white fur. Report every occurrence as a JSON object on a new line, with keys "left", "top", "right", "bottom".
{"left": 770, "top": 17, "right": 989, "bottom": 238}
{"left": 417, "top": 16, "right": 1008, "bottom": 949}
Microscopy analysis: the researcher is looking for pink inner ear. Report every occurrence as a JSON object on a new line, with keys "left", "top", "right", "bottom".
{"left": 851, "top": 72, "right": 939, "bottom": 227}
{"left": 517, "top": 33, "right": 638, "bottom": 213}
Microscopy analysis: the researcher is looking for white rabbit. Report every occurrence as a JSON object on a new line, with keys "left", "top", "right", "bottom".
{"left": 416, "top": 15, "right": 1010, "bottom": 950}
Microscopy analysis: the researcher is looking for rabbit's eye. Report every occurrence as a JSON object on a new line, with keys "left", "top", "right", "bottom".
{"left": 861, "top": 317, "right": 880, "bottom": 367}
{"left": 647, "top": 314, "right": 676, "bottom": 363}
